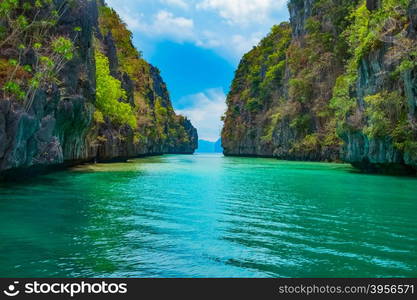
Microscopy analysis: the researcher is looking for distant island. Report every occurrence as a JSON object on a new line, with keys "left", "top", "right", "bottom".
{"left": 197, "top": 139, "right": 223, "bottom": 153}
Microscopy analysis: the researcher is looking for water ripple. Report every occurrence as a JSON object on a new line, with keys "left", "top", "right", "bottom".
{"left": 0, "top": 154, "right": 416, "bottom": 278}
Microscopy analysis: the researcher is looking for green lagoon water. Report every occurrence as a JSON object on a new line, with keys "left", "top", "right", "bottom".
{"left": 0, "top": 154, "right": 416, "bottom": 278}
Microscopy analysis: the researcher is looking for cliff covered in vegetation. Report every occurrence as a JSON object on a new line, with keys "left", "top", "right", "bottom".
{"left": 222, "top": 0, "right": 417, "bottom": 174}
{"left": 0, "top": 0, "right": 197, "bottom": 177}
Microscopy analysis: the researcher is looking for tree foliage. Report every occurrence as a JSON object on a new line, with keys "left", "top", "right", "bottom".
{"left": 95, "top": 50, "right": 137, "bottom": 129}
{"left": 0, "top": 0, "right": 77, "bottom": 110}
{"left": 96, "top": 3, "right": 195, "bottom": 149}
{"left": 332, "top": 0, "right": 417, "bottom": 153}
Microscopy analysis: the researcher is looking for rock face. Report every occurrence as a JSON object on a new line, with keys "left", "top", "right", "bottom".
{"left": 223, "top": 0, "right": 356, "bottom": 161}
{"left": 288, "top": 0, "right": 315, "bottom": 38}
{"left": 338, "top": 0, "right": 417, "bottom": 173}
{"left": 222, "top": 0, "right": 417, "bottom": 174}
{"left": 0, "top": 0, "right": 197, "bottom": 178}
{"left": 222, "top": 22, "right": 293, "bottom": 158}
{"left": 0, "top": 0, "right": 97, "bottom": 174}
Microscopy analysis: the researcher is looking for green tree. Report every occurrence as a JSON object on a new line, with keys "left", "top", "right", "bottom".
{"left": 95, "top": 50, "right": 137, "bottom": 128}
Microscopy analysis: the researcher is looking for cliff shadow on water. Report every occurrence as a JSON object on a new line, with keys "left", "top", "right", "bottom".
{"left": 0, "top": 0, "right": 198, "bottom": 180}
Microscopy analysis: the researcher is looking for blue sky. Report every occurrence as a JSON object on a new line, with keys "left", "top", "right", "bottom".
{"left": 106, "top": 0, "right": 290, "bottom": 141}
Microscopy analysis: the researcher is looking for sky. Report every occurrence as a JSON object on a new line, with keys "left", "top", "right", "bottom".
{"left": 106, "top": 0, "right": 290, "bottom": 141}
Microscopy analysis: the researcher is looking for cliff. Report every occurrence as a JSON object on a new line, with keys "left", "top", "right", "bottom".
{"left": 222, "top": 0, "right": 417, "bottom": 174}
{"left": 335, "top": 0, "right": 417, "bottom": 174}
{"left": 0, "top": 0, "right": 197, "bottom": 178}
{"left": 222, "top": 0, "right": 357, "bottom": 161}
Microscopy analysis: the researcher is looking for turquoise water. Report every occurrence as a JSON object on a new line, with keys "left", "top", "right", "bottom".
{"left": 0, "top": 154, "right": 416, "bottom": 278}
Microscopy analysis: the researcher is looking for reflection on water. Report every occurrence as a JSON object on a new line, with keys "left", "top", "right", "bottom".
{"left": 0, "top": 154, "right": 416, "bottom": 278}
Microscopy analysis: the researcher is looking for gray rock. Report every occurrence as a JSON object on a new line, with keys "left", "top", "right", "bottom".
{"left": 0, "top": 0, "right": 198, "bottom": 179}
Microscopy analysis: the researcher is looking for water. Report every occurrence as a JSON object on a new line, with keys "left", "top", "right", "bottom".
{"left": 0, "top": 154, "right": 416, "bottom": 278}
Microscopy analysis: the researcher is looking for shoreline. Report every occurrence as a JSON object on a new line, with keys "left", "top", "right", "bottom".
{"left": 2, "top": 152, "right": 416, "bottom": 182}
{"left": 223, "top": 153, "right": 417, "bottom": 177}
{"left": 0, "top": 152, "right": 195, "bottom": 182}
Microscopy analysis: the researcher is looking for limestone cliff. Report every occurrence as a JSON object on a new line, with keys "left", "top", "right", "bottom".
{"left": 89, "top": 2, "right": 198, "bottom": 161}
{"left": 336, "top": 0, "right": 417, "bottom": 174}
{"left": 222, "top": 0, "right": 417, "bottom": 174}
{"left": 0, "top": 0, "right": 197, "bottom": 178}
{"left": 223, "top": 0, "right": 357, "bottom": 161}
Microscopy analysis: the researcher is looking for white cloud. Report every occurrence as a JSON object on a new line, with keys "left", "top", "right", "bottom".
{"left": 177, "top": 88, "right": 227, "bottom": 142}
{"left": 114, "top": 7, "right": 254, "bottom": 58}
{"left": 115, "top": 10, "right": 144, "bottom": 31}
{"left": 112, "top": 9, "right": 194, "bottom": 43}
{"left": 161, "top": 0, "right": 189, "bottom": 10}
{"left": 105, "top": 0, "right": 145, "bottom": 15}
{"left": 197, "top": 0, "right": 287, "bottom": 25}
{"left": 153, "top": 10, "right": 194, "bottom": 39}
{"left": 230, "top": 33, "right": 263, "bottom": 57}
{"left": 196, "top": 30, "right": 222, "bottom": 48}
{"left": 194, "top": 31, "right": 263, "bottom": 63}
{"left": 105, "top": 0, "right": 289, "bottom": 62}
